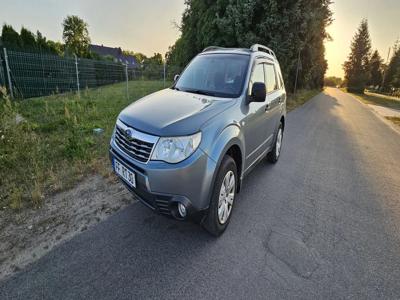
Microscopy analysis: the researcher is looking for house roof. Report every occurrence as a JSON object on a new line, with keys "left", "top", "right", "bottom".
{"left": 89, "top": 44, "right": 137, "bottom": 66}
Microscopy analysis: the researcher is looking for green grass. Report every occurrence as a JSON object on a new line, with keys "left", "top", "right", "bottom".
{"left": 0, "top": 81, "right": 169, "bottom": 210}
{"left": 286, "top": 89, "right": 322, "bottom": 112}
{"left": 349, "top": 91, "right": 400, "bottom": 110}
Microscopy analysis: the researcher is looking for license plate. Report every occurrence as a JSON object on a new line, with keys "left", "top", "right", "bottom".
{"left": 114, "top": 158, "right": 136, "bottom": 188}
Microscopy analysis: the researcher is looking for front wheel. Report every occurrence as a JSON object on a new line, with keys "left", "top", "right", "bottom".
{"left": 202, "top": 155, "right": 237, "bottom": 236}
{"left": 267, "top": 123, "right": 283, "bottom": 163}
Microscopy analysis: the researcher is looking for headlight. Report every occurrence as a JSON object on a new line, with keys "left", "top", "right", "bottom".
{"left": 151, "top": 132, "right": 202, "bottom": 163}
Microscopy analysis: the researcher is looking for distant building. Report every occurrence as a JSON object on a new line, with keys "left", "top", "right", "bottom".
{"left": 89, "top": 44, "right": 137, "bottom": 67}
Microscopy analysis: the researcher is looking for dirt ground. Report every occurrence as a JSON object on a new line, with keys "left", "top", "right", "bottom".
{"left": 0, "top": 175, "right": 135, "bottom": 281}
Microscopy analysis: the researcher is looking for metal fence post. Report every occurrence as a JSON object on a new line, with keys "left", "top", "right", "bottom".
{"left": 3, "top": 48, "right": 14, "bottom": 99}
{"left": 0, "top": 55, "right": 3, "bottom": 87}
{"left": 74, "top": 54, "right": 80, "bottom": 97}
{"left": 125, "top": 64, "right": 129, "bottom": 100}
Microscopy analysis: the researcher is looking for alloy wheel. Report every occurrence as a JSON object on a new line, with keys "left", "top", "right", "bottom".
{"left": 218, "top": 170, "right": 235, "bottom": 224}
{"left": 275, "top": 128, "right": 283, "bottom": 158}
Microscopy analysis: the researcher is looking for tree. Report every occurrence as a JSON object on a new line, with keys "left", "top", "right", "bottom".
{"left": 343, "top": 19, "right": 372, "bottom": 93}
{"left": 20, "top": 27, "right": 37, "bottom": 50}
{"left": 166, "top": 0, "right": 333, "bottom": 91}
{"left": 123, "top": 50, "right": 148, "bottom": 64}
{"left": 62, "top": 15, "right": 91, "bottom": 57}
{"left": 324, "top": 76, "right": 342, "bottom": 87}
{"left": 45, "top": 40, "right": 64, "bottom": 56}
{"left": 36, "top": 30, "right": 63, "bottom": 55}
{"left": 1, "top": 24, "right": 21, "bottom": 49}
{"left": 383, "top": 41, "right": 400, "bottom": 92}
{"left": 368, "top": 50, "right": 383, "bottom": 88}
{"left": 36, "top": 31, "right": 49, "bottom": 51}
{"left": 145, "top": 53, "right": 163, "bottom": 65}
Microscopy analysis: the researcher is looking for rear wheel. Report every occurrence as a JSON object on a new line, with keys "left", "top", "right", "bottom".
{"left": 202, "top": 155, "right": 237, "bottom": 236}
{"left": 267, "top": 123, "right": 283, "bottom": 163}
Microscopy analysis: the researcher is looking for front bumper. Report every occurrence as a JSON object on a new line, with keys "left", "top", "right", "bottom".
{"left": 109, "top": 138, "right": 217, "bottom": 219}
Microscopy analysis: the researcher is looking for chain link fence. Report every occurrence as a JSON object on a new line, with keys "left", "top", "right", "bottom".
{"left": 0, "top": 48, "right": 182, "bottom": 99}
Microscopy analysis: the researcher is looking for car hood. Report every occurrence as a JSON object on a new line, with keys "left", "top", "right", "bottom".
{"left": 118, "top": 88, "right": 236, "bottom": 136}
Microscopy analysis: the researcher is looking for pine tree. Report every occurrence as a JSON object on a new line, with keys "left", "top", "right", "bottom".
{"left": 1, "top": 24, "right": 22, "bottom": 49}
{"left": 343, "top": 19, "right": 372, "bottom": 93}
{"left": 368, "top": 50, "right": 383, "bottom": 88}
{"left": 20, "top": 27, "right": 37, "bottom": 50}
{"left": 383, "top": 41, "right": 400, "bottom": 92}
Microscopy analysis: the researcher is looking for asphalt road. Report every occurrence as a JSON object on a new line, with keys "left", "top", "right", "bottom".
{"left": 1, "top": 88, "right": 400, "bottom": 299}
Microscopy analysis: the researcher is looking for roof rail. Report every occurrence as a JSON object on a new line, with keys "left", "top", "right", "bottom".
{"left": 250, "top": 44, "right": 276, "bottom": 58}
{"left": 202, "top": 46, "right": 227, "bottom": 53}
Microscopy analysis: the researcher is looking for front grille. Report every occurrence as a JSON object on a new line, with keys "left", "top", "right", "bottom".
{"left": 114, "top": 122, "right": 157, "bottom": 163}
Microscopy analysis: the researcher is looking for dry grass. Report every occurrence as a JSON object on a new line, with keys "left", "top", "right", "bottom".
{"left": 385, "top": 116, "right": 400, "bottom": 127}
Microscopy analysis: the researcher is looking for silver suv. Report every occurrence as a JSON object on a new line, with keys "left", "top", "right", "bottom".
{"left": 110, "top": 44, "right": 286, "bottom": 236}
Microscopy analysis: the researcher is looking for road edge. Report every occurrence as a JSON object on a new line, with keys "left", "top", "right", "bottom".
{"left": 339, "top": 88, "right": 400, "bottom": 135}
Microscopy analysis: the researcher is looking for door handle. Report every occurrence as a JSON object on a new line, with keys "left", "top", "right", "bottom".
{"left": 265, "top": 103, "right": 271, "bottom": 111}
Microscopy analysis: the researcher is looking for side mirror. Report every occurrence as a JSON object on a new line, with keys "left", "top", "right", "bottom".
{"left": 250, "top": 82, "right": 266, "bottom": 102}
{"left": 174, "top": 74, "right": 180, "bottom": 82}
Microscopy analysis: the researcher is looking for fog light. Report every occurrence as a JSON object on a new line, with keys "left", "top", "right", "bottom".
{"left": 178, "top": 203, "right": 187, "bottom": 218}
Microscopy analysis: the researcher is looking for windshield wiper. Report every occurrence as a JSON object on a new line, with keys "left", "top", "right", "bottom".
{"left": 184, "top": 89, "right": 216, "bottom": 96}
{"left": 171, "top": 86, "right": 181, "bottom": 91}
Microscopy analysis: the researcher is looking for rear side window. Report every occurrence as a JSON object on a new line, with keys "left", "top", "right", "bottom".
{"left": 264, "top": 64, "right": 278, "bottom": 92}
{"left": 248, "top": 63, "right": 265, "bottom": 94}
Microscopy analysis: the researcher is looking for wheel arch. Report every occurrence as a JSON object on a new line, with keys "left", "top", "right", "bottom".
{"left": 225, "top": 144, "right": 243, "bottom": 193}
{"left": 205, "top": 124, "right": 245, "bottom": 200}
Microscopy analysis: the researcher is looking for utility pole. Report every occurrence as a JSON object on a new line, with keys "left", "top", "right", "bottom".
{"left": 293, "top": 48, "right": 301, "bottom": 95}
{"left": 381, "top": 47, "right": 391, "bottom": 90}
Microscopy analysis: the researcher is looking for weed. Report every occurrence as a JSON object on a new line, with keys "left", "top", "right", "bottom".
{"left": 9, "top": 187, "right": 23, "bottom": 210}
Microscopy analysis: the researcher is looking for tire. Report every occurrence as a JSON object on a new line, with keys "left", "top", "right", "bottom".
{"left": 267, "top": 123, "right": 283, "bottom": 164}
{"left": 202, "top": 155, "right": 237, "bottom": 236}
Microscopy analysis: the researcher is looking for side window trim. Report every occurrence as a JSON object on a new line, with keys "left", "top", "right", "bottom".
{"left": 264, "top": 63, "right": 279, "bottom": 94}
{"left": 275, "top": 64, "right": 281, "bottom": 89}
{"left": 248, "top": 61, "right": 266, "bottom": 96}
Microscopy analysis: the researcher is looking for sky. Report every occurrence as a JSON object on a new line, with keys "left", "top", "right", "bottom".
{"left": 325, "top": 0, "right": 400, "bottom": 78}
{"left": 1, "top": 0, "right": 399, "bottom": 78}
{"left": 0, "top": 0, "right": 185, "bottom": 56}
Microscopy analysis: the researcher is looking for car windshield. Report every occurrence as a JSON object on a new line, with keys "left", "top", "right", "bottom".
{"left": 174, "top": 54, "right": 250, "bottom": 98}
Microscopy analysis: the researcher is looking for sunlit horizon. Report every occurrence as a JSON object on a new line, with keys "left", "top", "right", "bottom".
{"left": 325, "top": 0, "right": 400, "bottom": 78}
